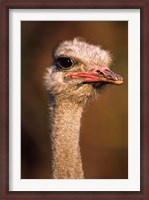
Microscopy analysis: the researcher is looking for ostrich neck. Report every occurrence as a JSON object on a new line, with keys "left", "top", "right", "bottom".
{"left": 49, "top": 96, "right": 84, "bottom": 179}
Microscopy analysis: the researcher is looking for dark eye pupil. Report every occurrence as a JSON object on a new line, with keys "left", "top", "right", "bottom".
{"left": 56, "top": 57, "right": 73, "bottom": 69}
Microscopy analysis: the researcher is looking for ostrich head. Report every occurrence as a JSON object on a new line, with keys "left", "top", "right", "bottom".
{"left": 45, "top": 38, "right": 123, "bottom": 104}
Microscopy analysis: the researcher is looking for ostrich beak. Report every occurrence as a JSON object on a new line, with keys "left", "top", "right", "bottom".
{"left": 66, "top": 66, "right": 123, "bottom": 85}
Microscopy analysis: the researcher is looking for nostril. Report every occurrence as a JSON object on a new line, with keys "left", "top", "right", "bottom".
{"left": 96, "top": 70, "right": 104, "bottom": 76}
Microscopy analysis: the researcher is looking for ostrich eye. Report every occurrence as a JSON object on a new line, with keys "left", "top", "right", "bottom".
{"left": 55, "top": 57, "right": 74, "bottom": 70}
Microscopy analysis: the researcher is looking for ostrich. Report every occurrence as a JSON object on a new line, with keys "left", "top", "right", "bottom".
{"left": 44, "top": 37, "right": 123, "bottom": 179}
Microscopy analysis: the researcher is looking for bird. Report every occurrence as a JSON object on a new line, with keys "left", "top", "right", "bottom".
{"left": 44, "top": 37, "right": 123, "bottom": 179}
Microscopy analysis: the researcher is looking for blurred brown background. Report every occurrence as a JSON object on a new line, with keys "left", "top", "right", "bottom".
{"left": 21, "top": 21, "right": 128, "bottom": 179}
